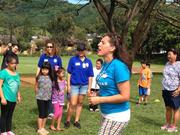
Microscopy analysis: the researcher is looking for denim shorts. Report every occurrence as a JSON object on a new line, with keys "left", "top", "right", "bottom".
{"left": 71, "top": 85, "right": 88, "bottom": 96}
{"left": 139, "top": 86, "right": 148, "bottom": 96}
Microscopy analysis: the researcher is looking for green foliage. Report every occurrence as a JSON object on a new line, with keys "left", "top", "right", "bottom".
{"left": 47, "top": 13, "right": 75, "bottom": 46}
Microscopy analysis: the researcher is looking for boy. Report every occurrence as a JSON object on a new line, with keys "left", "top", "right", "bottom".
{"left": 89, "top": 58, "right": 103, "bottom": 112}
{"left": 137, "top": 61, "right": 151, "bottom": 105}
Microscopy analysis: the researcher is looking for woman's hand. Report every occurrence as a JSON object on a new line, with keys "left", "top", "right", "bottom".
{"left": 1, "top": 98, "right": 7, "bottom": 105}
{"left": 88, "top": 96, "right": 101, "bottom": 105}
{"left": 172, "top": 89, "right": 180, "bottom": 97}
{"left": 17, "top": 95, "right": 22, "bottom": 103}
{"left": 67, "top": 85, "right": 71, "bottom": 93}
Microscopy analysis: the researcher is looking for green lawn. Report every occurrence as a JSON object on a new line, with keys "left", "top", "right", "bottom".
{"left": 13, "top": 74, "right": 179, "bottom": 135}
{"left": 0, "top": 55, "right": 164, "bottom": 75}
{"left": 0, "top": 55, "right": 179, "bottom": 135}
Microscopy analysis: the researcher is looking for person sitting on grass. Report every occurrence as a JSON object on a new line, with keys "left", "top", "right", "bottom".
{"left": 35, "top": 62, "right": 53, "bottom": 135}
{"left": 89, "top": 58, "right": 103, "bottom": 112}
{"left": 137, "top": 61, "right": 151, "bottom": 105}
{"left": 50, "top": 67, "right": 66, "bottom": 131}
{"left": 0, "top": 55, "right": 21, "bottom": 135}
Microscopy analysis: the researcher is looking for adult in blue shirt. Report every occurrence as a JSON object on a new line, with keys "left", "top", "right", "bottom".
{"left": 36, "top": 40, "right": 62, "bottom": 118}
{"left": 89, "top": 33, "right": 131, "bottom": 135}
{"left": 64, "top": 42, "right": 94, "bottom": 129}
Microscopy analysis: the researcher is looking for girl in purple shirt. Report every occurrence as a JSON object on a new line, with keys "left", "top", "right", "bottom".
{"left": 50, "top": 67, "right": 66, "bottom": 131}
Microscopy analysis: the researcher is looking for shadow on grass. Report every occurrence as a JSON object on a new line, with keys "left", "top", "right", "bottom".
{"left": 136, "top": 115, "right": 162, "bottom": 127}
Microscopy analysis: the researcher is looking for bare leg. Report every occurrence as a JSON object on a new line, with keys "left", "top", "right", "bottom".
{"left": 38, "top": 118, "right": 43, "bottom": 129}
{"left": 75, "top": 95, "right": 85, "bottom": 122}
{"left": 138, "top": 96, "right": 143, "bottom": 104}
{"left": 172, "top": 109, "right": 179, "bottom": 127}
{"left": 166, "top": 106, "right": 173, "bottom": 125}
{"left": 66, "top": 96, "right": 78, "bottom": 122}
{"left": 42, "top": 118, "right": 47, "bottom": 129}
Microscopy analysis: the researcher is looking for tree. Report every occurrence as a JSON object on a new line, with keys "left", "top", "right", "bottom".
{"left": 47, "top": 14, "right": 75, "bottom": 46}
{"left": 76, "top": 0, "right": 180, "bottom": 68}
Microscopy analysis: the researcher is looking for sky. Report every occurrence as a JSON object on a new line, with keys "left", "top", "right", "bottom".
{"left": 68, "top": 0, "right": 88, "bottom": 4}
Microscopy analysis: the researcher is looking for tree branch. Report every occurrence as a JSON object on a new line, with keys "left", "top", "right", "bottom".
{"left": 131, "top": 0, "right": 157, "bottom": 57}
{"left": 93, "top": 0, "right": 115, "bottom": 33}
{"left": 76, "top": 0, "right": 92, "bottom": 15}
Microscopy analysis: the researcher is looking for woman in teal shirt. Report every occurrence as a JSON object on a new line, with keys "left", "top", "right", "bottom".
{"left": 89, "top": 33, "right": 131, "bottom": 135}
{"left": 0, "top": 55, "right": 21, "bottom": 135}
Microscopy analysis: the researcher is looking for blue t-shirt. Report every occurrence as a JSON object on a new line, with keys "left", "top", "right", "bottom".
{"left": 67, "top": 55, "right": 94, "bottom": 85}
{"left": 38, "top": 54, "right": 62, "bottom": 69}
{"left": 97, "top": 59, "right": 130, "bottom": 114}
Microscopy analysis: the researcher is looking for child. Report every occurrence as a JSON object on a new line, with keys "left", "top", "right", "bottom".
{"left": 89, "top": 58, "right": 103, "bottom": 112}
{"left": 50, "top": 67, "right": 66, "bottom": 131}
{"left": 137, "top": 61, "right": 151, "bottom": 105}
{"left": 35, "top": 62, "right": 53, "bottom": 135}
{"left": 0, "top": 55, "right": 21, "bottom": 135}
{"left": 146, "top": 63, "right": 152, "bottom": 96}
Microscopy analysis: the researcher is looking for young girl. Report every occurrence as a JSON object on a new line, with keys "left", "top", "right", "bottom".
{"left": 0, "top": 55, "right": 21, "bottom": 135}
{"left": 50, "top": 67, "right": 66, "bottom": 131}
{"left": 35, "top": 62, "right": 53, "bottom": 135}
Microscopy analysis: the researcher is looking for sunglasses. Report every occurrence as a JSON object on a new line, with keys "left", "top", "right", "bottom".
{"left": 9, "top": 62, "right": 17, "bottom": 65}
{"left": 46, "top": 46, "right": 54, "bottom": 48}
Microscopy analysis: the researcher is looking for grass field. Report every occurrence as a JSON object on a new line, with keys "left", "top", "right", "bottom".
{"left": 0, "top": 55, "right": 179, "bottom": 135}
{"left": 0, "top": 55, "right": 164, "bottom": 75}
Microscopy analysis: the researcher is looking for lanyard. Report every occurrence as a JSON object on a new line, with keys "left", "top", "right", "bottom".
{"left": 96, "top": 59, "right": 114, "bottom": 82}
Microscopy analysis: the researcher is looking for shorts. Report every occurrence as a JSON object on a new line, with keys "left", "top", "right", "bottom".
{"left": 162, "top": 90, "right": 180, "bottom": 109}
{"left": 139, "top": 86, "right": 148, "bottom": 96}
{"left": 71, "top": 85, "right": 88, "bottom": 96}
{"left": 37, "top": 99, "right": 49, "bottom": 118}
{"left": 98, "top": 117, "right": 129, "bottom": 135}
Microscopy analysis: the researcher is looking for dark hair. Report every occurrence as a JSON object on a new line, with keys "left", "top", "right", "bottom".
{"left": 6, "top": 54, "right": 17, "bottom": 64}
{"left": 103, "top": 33, "right": 131, "bottom": 70}
{"left": 141, "top": 60, "right": 147, "bottom": 64}
{"left": 168, "top": 48, "right": 180, "bottom": 61}
{"left": 146, "top": 63, "right": 150, "bottom": 67}
{"left": 96, "top": 58, "right": 103, "bottom": 65}
{"left": 36, "top": 62, "right": 53, "bottom": 82}
{"left": 54, "top": 67, "right": 65, "bottom": 91}
{"left": 12, "top": 44, "right": 19, "bottom": 48}
{"left": 76, "top": 42, "right": 86, "bottom": 51}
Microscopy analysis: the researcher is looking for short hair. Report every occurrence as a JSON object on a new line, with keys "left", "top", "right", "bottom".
{"left": 141, "top": 60, "right": 147, "bottom": 64}
{"left": 96, "top": 58, "right": 103, "bottom": 65}
{"left": 146, "top": 63, "right": 150, "bottom": 67}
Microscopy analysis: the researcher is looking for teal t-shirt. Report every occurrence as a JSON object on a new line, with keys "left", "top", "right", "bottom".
{"left": 0, "top": 69, "right": 21, "bottom": 102}
{"left": 97, "top": 59, "right": 130, "bottom": 114}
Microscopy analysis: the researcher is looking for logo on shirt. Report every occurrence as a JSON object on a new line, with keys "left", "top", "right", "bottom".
{"left": 75, "top": 62, "right": 81, "bottom": 66}
{"left": 82, "top": 63, "right": 89, "bottom": 68}
{"left": 44, "top": 59, "right": 48, "bottom": 62}
{"left": 54, "top": 59, "right": 57, "bottom": 63}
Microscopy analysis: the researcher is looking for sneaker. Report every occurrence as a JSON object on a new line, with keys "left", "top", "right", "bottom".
{"left": 47, "top": 113, "right": 54, "bottom": 119}
{"left": 42, "top": 128, "right": 49, "bottom": 134}
{"left": 89, "top": 108, "right": 94, "bottom": 112}
{"left": 64, "top": 121, "right": 70, "bottom": 129}
{"left": 1, "top": 132, "right": 8, "bottom": 135}
{"left": 37, "top": 129, "right": 44, "bottom": 135}
{"left": 144, "top": 103, "right": 147, "bottom": 105}
{"left": 167, "top": 126, "right": 178, "bottom": 132}
{"left": 136, "top": 102, "right": 140, "bottom": 106}
{"left": 94, "top": 109, "right": 99, "bottom": 112}
{"left": 7, "top": 131, "right": 15, "bottom": 135}
{"left": 161, "top": 124, "right": 169, "bottom": 130}
{"left": 73, "top": 121, "right": 81, "bottom": 129}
